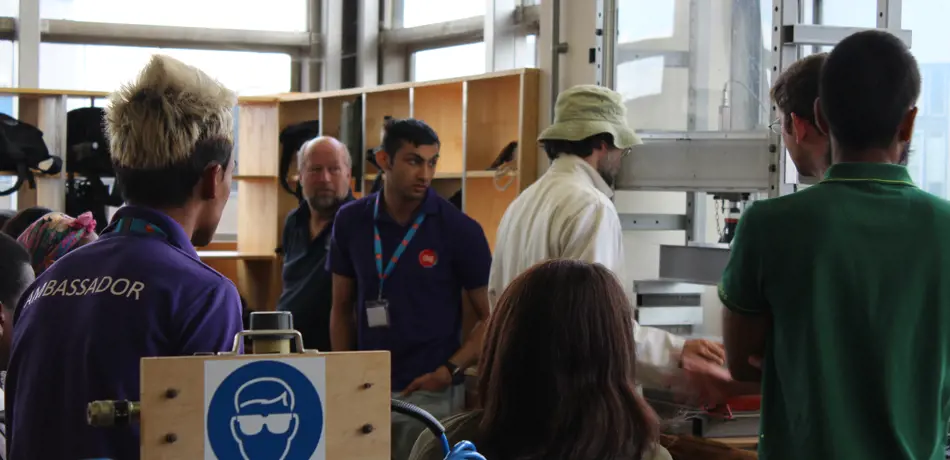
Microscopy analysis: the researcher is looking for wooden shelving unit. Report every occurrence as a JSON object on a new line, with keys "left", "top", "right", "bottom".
{"left": 1, "top": 68, "right": 541, "bottom": 312}
{"left": 0, "top": 88, "right": 254, "bottom": 289}
{"left": 236, "top": 68, "right": 540, "bottom": 310}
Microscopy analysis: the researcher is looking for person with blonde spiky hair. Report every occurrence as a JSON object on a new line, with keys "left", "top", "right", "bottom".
{"left": 4, "top": 54, "right": 244, "bottom": 460}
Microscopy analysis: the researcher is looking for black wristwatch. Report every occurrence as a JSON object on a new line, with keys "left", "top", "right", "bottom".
{"left": 444, "top": 361, "right": 462, "bottom": 377}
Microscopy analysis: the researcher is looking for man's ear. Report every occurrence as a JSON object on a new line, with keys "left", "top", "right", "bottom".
{"left": 375, "top": 150, "right": 392, "bottom": 171}
{"left": 898, "top": 106, "right": 918, "bottom": 143}
{"left": 199, "top": 163, "right": 225, "bottom": 200}
{"left": 813, "top": 98, "right": 829, "bottom": 136}
{"left": 789, "top": 113, "right": 810, "bottom": 143}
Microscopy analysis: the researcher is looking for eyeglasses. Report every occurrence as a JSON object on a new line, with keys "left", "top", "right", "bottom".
{"left": 232, "top": 413, "right": 297, "bottom": 435}
{"left": 620, "top": 147, "right": 633, "bottom": 158}
{"left": 768, "top": 119, "right": 782, "bottom": 135}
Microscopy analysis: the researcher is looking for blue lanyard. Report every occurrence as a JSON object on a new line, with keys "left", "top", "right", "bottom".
{"left": 373, "top": 193, "right": 426, "bottom": 300}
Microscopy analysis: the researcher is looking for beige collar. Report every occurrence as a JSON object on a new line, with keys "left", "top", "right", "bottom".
{"left": 548, "top": 154, "right": 614, "bottom": 198}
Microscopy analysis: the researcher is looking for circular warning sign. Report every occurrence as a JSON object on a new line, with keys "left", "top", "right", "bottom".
{"left": 418, "top": 249, "right": 438, "bottom": 268}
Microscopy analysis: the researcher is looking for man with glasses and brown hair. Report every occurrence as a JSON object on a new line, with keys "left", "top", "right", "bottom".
{"left": 770, "top": 52, "right": 832, "bottom": 179}
{"left": 489, "top": 85, "right": 734, "bottom": 399}
{"left": 771, "top": 51, "right": 910, "bottom": 177}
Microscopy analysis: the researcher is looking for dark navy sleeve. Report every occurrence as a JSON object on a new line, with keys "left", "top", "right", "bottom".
{"left": 176, "top": 281, "right": 245, "bottom": 355}
{"left": 454, "top": 216, "right": 492, "bottom": 290}
{"left": 280, "top": 211, "right": 294, "bottom": 257}
{"left": 327, "top": 208, "right": 356, "bottom": 278}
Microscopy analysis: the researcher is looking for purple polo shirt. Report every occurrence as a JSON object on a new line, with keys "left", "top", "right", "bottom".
{"left": 5, "top": 205, "right": 243, "bottom": 460}
{"left": 328, "top": 189, "right": 491, "bottom": 391}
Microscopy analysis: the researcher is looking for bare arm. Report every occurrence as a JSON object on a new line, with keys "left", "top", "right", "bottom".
{"left": 330, "top": 274, "right": 357, "bottom": 351}
{"left": 449, "top": 286, "right": 490, "bottom": 369}
{"left": 723, "top": 307, "right": 769, "bottom": 382}
{"left": 718, "top": 204, "right": 770, "bottom": 383}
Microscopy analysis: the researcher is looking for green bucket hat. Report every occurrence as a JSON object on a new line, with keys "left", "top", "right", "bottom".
{"left": 538, "top": 84, "right": 642, "bottom": 149}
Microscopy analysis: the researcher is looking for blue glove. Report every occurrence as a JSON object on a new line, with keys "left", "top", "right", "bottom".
{"left": 445, "top": 440, "right": 485, "bottom": 460}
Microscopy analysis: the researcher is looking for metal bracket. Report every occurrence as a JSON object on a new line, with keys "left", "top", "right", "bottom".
{"left": 658, "top": 243, "right": 732, "bottom": 286}
{"left": 618, "top": 213, "right": 688, "bottom": 231}
{"left": 594, "top": 0, "right": 616, "bottom": 87}
{"left": 783, "top": 24, "right": 912, "bottom": 47}
{"left": 615, "top": 131, "right": 772, "bottom": 193}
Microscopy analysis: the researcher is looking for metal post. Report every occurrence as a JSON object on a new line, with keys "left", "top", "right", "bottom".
{"left": 16, "top": 0, "right": 40, "bottom": 88}
{"left": 299, "top": 0, "right": 322, "bottom": 92}
{"left": 769, "top": 0, "right": 800, "bottom": 198}
{"left": 321, "top": 0, "right": 343, "bottom": 90}
{"left": 380, "top": 0, "right": 409, "bottom": 83}
{"left": 357, "top": 0, "right": 380, "bottom": 87}
{"left": 549, "top": 0, "right": 563, "bottom": 122}
{"left": 686, "top": 0, "right": 711, "bottom": 243}
{"left": 594, "top": 0, "right": 616, "bottom": 89}
{"left": 877, "top": 0, "right": 902, "bottom": 29}
{"left": 485, "top": 0, "right": 518, "bottom": 71}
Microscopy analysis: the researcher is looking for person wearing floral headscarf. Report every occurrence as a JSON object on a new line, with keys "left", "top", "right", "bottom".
{"left": 16, "top": 211, "right": 98, "bottom": 276}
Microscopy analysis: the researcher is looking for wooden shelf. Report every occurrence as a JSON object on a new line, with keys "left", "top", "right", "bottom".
{"left": 2, "top": 69, "right": 540, "bottom": 312}
{"left": 226, "top": 69, "right": 540, "bottom": 310}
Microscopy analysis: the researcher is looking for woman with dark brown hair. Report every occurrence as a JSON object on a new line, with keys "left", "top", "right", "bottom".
{"left": 409, "top": 259, "right": 672, "bottom": 460}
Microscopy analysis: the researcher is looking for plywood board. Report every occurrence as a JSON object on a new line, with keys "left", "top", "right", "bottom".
{"left": 237, "top": 103, "right": 281, "bottom": 177}
{"left": 412, "top": 83, "right": 464, "bottom": 174}
{"left": 518, "top": 71, "right": 541, "bottom": 192}
{"left": 463, "top": 176, "right": 518, "bottom": 252}
{"left": 465, "top": 75, "right": 521, "bottom": 172}
{"left": 365, "top": 90, "right": 411, "bottom": 178}
{"left": 140, "top": 351, "right": 391, "bottom": 460}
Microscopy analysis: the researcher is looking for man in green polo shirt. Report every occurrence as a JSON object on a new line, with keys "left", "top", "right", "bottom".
{"left": 720, "top": 30, "right": 949, "bottom": 460}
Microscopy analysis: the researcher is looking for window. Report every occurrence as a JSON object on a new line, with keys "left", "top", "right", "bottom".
{"left": 0, "top": 0, "right": 14, "bottom": 16}
{"left": 925, "top": 133, "right": 947, "bottom": 197}
{"left": 907, "top": 130, "right": 925, "bottom": 185}
{"left": 40, "top": 0, "right": 306, "bottom": 31}
{"left": 524, "top": 34, "right": 538, "bottom": 68}
{"left": 412, "top": 42, "right": 486, "bottom": 82}
{"left": 0, "top": 40, "right": 12, "bottom": 115}
{"left": 1, "top": 40, "right": 13, "bottom": 207}
{"left": 402, "top": 0, "right": 485, "bottom": 28}
{"left": 40, "top": 43, "right": 292, "bottom": 95}
{"left": 0, "top": 177, "right": 15, "bottom": 211}
{"left": 821, "top": 0, "right": 877, "bottom": 28}
{"left": 39, "top": 44, "right": 291, "bottom": 239}
{"left": 904, "top": 0, "right": 950, "bottom": 198}
{"left": 615, "top": 0, "right": 773, "bottom": 131}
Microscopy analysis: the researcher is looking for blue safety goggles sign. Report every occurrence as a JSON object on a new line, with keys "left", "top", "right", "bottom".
{"left": 203, "top": 357, "right": 327, "bottom": 460}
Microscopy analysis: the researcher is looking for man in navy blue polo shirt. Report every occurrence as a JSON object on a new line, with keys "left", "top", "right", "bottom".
{"left": 277, "top": 136, "right": 354, "bottom": 351}
{"left": 328, "top": 118, "right": 492, "bottom": 460}
{"left": 5, "top": 55, "right": 243, "bottom": 459}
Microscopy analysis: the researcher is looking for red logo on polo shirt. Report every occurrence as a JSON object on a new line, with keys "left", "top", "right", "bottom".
{"left": 419, "top": 249, "right": 438, "bottom": 268}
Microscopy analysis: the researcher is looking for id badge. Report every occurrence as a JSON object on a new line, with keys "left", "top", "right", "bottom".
{"left": 365, "top": 299, "right": 390, "bottom": 328}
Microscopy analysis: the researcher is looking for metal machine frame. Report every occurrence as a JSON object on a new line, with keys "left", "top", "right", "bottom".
{"left": 597, "top": 0, "right": 912, "bottom": 285}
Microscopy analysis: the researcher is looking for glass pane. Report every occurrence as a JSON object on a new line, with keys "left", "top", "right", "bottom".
{"left": 1, "top": 40, "right": 13, "bottom": 205}
{"left": 412, "top": 42, "right": 486, "bottom": 82}
{"left": 526, "top": 34, "right": 538, "bottom": 68}
{"left": 0, "top": 0, "right": 14, "bottom": 17}
{"left": 821, "top": 0, "right": 877, "bottom": 28}
{"left": 0, "top": 40, "right": 12, "bottom": 116}
{"left": 402, "top": 0, "right": 485, "bottom": 28}
{"left": 904, "top": 0, "right": 949, "bottom": 198}
{"left": 39, "top": 43, "right": 292, "bottom": 95}
{"left": 616, "top": 0, "right": 773, "bottom": 131}
{"left": 38, "top": 45, "right": 282, "bottom": 238}
{"left": 40, "top": 0, "right": 306, "bottom": 32}
{"left": 0, "top": 177, "right": 16, "bottom": 211}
